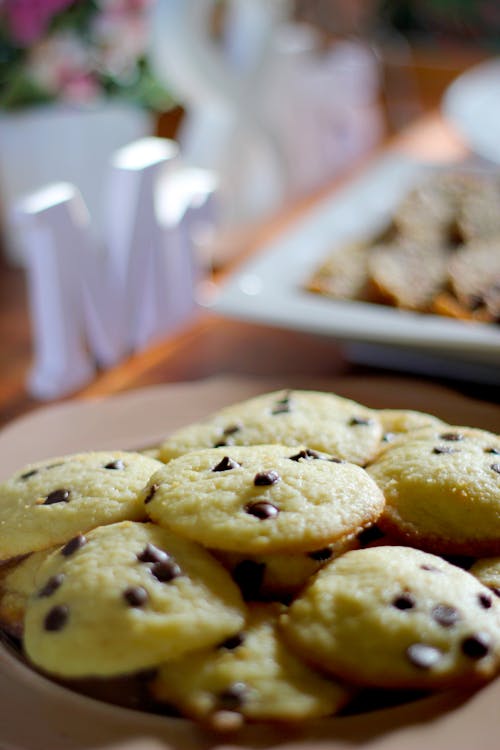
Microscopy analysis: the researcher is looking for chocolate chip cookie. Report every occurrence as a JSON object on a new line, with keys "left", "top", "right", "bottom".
{"left": 144, "top": 444, "right": 385, "bottom": 554}
{"left": 281, "top": 546, "right": 500, "bottom": 689}
{"left": 151, "top": 602, "right": 349, "bottom": 728}
{"left": 368, "top": 426, "right": 500, "bottom": 556}
{"left": 0, "top": 451, "right": 163, "bottom": 561}
{"left": 158, "top": 389, "right": 383, "bottom": 467}
{"left": 24, "top": 521, "right": 246, "bottom": 677}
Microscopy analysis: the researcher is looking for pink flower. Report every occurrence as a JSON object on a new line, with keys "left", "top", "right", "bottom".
{"left": 3, "top": 0, "right": 76, "bottom": 46}
{"left": 96, "top": 0, "right": 152, "bottom": 13}
{"left": 26, "top": 31, "right": 100, "bottom": 103}
{"left": 91, "top": 8, "right": 148, "bottom": 79}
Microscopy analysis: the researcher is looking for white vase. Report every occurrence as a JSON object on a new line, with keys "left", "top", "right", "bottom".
{"left": 0, "top": 102, "right": 153, "bottom": 265}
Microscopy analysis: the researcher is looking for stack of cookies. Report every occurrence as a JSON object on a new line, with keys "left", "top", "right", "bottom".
{"left": 306, "top": 170, "right": 500, "bottom": 322}
{"left": 0, "top": 389, "right": 499, "bottom": 731}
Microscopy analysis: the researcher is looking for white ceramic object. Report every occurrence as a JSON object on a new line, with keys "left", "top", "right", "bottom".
{"left": 0, "top": 102, "right": 152, "bottom": 265}
{"left": 14, "top": 184, "right": 96, "bottom": 399}
{"left": 147, "top": 1, "right": 383, "bottom": 235}
{"left": 443, "top": 57, "right": 500, "bottom": 164}
{"left": 14, "top": 140, "right": 213, "bottom": 398}
{"left": 148, "top": 0, "right": 289, "bottom": 227}
{"left": 105, "top": 136, "right": 180, "bottom": 352}
{"left": 211, "top": 152, "right": 500, "bottom": 381}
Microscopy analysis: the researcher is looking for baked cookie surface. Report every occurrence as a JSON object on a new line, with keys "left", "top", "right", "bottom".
{"left": 24, "top": 521, "right": 246, "bottom": 678}
{"left": 470, "top": 558, "right": 500, "bottom": 598}
{"left": 281, "top": 546, "right": 500, "bottom": 690}
{"left": 151, "top": 602, "right": 349, "bottom": 727}
{"left": 368, "top": 426, "right": 500, "bottom": 555}
{"left": 0, "top": 451, "right": 163, "bottom": 560}
{"left": 377, "top": 408, "right": 446, "bottom": 443}
{"left": 367, "top": 241, "right": 449, "bottom": 311}
{"left": 214, "top": 535, "right": 359, "bottom": 601}
{"left": 144, "top": 444, "right": 385, "bottom": 554}
{"left": 0, "top": 549, "right": 54, "bottom": 637}
{"left": 158, "top": 389, "right": 383, "bottom": 467}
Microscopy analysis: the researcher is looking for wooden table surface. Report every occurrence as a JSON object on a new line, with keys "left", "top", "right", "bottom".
{"left": 0, "top": 103, "right": 498, "bottom": 432}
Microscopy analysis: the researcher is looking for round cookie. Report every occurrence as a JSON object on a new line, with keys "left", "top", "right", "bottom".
{"left": 0, "top": 549, "right": 55, "bottom": 637}
{"left": 214, "top": 535, "right": 360, "bottom": 601}
{"left": 367, "top": 426, "right": 500, "bottom": 556}
{"left": 151, "top": 602, "right": 349, "bottom": 728}
{"left": 24, "top": 521, "right": 246, "bottom": 678}
{"left": 470, "top": 558, "right": 500, "bottom": 598}
{"left": 281, "top": 546, "right": 500, "bottom": 690}
{"left": 0, "top": 451, "right": 163, "bottom": 560}
{"left": 393, "top": 171, "right": 472, "bottom": 245}
{"left": 158, "top": 389, "right": 383, "bottom": 467}
{"left": 144, "top": 445, "right": 385, "bottom": 554}
{"left": 377, "top": 409, "right": 446, "bottom": 446}
{"left": 448, "top": 239, "right": 500, "bottom": 322}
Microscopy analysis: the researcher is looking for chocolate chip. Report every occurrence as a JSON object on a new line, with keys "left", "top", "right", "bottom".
{"left": 485, "top": 447, "right": 500, "bottom": 455}
{"left": 492, "top": 587, "right": 500, "bottom": 599}
{"left": 392, "top": 593, "right": 415, "bottom": 610}
{"left": 44, "top": 604, "right": 69, "bottom": 632}
{"left": 223, "top": 424, "right": 241, "bottom": 436}
{"left": 349, "top": 416, "right": 373, "bottom": 426}
{"left": 406, "top": 643, "right": 442, "bottom": 669}
{"left": 218, "top": 633, "right": 245, "bottom": 650}
{"left": 289, "top": 449, "right": 308, "bottom": 462}
{"left": 253, "top": 470, "right": 280, "bottom": 486}
{"left": 144, "top": 483, "right": 159, "bottom": 504}
{"left": 271, "top": 403, "right": 290, "bottom": 415}
{"left": 461, "top": 633, "right": 491, "bottom": 659}
{"left": 213, "top": 440, "right": 229, "bottom": 448}
{"left": 420, "top": 564, "right": 442, "bottom": 573}
{"left": 305, "top": 448, "right": 322, "bottom": 458}
{"left": 382, "top": 432, "right": 397, "bottom": 443}
{"left": 432, "top": 604, "right": 460, "bottom": 627}
{"left": 271, "top": 393, "right": 291, "bottom": 415}
{"left": 245, "top": 501, "right": 279, "bottom": 519}
{"left": 38, "top": 574, "right": 65, "bottom": 598}
{"left": 151, "top": 559, "right": 181, "bottom": 582}
{"left": 61, "top": 534, "right": 87, "bottom": 557}
{"left": 358, "top": 525, "right": 384, "bottom": 546}
{"left": 490, "top": 463, "right": 500, "bottom": 475}
{"left": 137, "top": 543, "right": 169, "bottom": 564}
{"left": 232, "top": 560, "right": 266, "bottom": 600}
{"left": 439, "top": 432, "right": 464, "bottom": 441}
{"left": 478, "top": 593, "right": 493, "bottom": 609}
{"left": 20, "top": 469, "right": 38, "bottom": 480}
{"left": 212, "top": 456, "right": 240, "bottom": 472}
{"left": 432, "top": 446, "right": 459, "bottom": 455}
{"left": 104, "top": 459, "right": 125, "bottom": 470}
{"left": 288, "top": 449, "right": 320, "bottom": 461}
{"left": 308, "top": 547, "right": 333, "bottom": 562}
{"left": 123, "top": 586, "right": 148, "bottom": 607}
{"left": 218, "top": 682, "right": 247, "bottom": 709}
{"left": 44, "top": 488, "right": 70, "bottom": 505}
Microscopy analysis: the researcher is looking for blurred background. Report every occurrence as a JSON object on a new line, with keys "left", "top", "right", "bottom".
{"left": 1, "top": 0, "right": 498, "bottom": 263}
{"left": 0, "top": 0, "right": 499, "bottom": 416}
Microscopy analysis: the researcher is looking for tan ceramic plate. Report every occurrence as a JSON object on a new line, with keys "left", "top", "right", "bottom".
{"left": 0, "top": 375, "right": 499, "bottom": 750}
